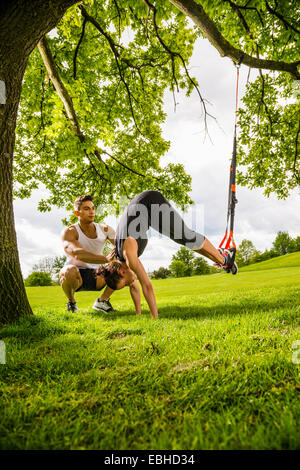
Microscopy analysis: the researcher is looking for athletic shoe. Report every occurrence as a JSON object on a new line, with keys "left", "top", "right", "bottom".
{"left": 92, "top": 299, "right": 115, "bottom": 313}
{"left": 222, "top": 248, "right": 238, "bottom": 274}
{"left": 67, "top": 301, "right": 78, "bottom": 312}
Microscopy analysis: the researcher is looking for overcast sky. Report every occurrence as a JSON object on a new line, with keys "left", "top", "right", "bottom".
{"left": 14, "top": 37, "right": 300, "bottom": 277}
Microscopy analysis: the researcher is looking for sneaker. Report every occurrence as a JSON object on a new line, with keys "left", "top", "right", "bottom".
{"left": 222, "top": 248, "right": 238, "bottom": 275}
{"left": 92, "top": 299, "right": 115, "bottom": 313}
{"left": 67, "top": 301, "right": 78, "bottom": 312}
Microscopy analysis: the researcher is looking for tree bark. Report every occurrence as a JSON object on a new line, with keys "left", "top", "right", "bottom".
{"left": 0, "top": 0, "right": 80, "bottom": 325}
{"left": 0, "top": 57, "right": 31, "bottom": 325}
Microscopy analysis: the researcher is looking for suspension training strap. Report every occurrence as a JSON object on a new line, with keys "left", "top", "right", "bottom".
{"left": 219, "top": 62, "right": 241, "bottom": 250}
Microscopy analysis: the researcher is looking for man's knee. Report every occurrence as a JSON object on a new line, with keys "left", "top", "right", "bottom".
{"left": 59, "top": 265, "right": 80, "bottom": 284}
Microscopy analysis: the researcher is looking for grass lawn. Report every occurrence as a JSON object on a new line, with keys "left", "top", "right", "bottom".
{"left": 240, "top": 252, "right": 300, "bottom": 272}
{"left": 0, "top": 256, "right": 300, "bottom": 450}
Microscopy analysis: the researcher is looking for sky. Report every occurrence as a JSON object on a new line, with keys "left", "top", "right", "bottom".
{"left": 14, "top": 36, "right": 300, "bottom": 277}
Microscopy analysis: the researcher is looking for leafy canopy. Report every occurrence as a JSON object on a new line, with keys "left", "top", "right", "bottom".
{"left": 176, "top": 0, "right": 300, "bottom": 198}
{"left": 236, "top": 239, "right": 261, "bottom": 266}
{"left": 192, "top": 256, "right": 210, "bottom": 275}
{"left": 15, "top": 0, "right": 200, "bottom": 219}
{"left": 272, "top": 230, "right": 295, "bottom": 255}
{"left": 14, "top": 0, "right": 300, "bottom": 221}
{"left": 171, "top": 246, "right": 195, "bottom": 275}
{"left": 204, "top": 0, "right": 300, "bottom": 198}
{"left": 169, "top": 259, "right": 188, "bottom": 277}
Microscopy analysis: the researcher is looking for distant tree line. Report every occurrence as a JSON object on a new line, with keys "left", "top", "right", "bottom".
{"left": 151, "top": 247, "right": 216, "bottom": 280}
{"left": 151, "top": 231, "right": 300, "bottom": 279}
{"left": 235, "top": 231, "right": 300, "bottom": 267}
{"left": 24, "top": 256, "right": 66, "bottom": 287}
{"left": 24, "top": 239, "right": 115, "bottom": 286}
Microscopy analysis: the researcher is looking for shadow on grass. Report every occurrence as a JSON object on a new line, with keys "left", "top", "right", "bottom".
{"left": 0, "top": 296, "right": 298, "bottom": 344}
{"left": 0, "top": 314, "right": 68, "bottom": 342}
{"left": 87, "top": 296, "right": 299, "bottom": 323}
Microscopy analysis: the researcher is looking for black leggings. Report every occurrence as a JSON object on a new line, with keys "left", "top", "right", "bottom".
{"left": 115, "top": 190, "right": 205, "bottom": 260}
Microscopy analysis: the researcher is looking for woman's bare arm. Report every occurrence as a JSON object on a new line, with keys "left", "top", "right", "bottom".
{"left": 124, "top": 237, "right": 158, "bottom": 318}
{"left": 129, "top": 280, "right": 141, "bottom": 315}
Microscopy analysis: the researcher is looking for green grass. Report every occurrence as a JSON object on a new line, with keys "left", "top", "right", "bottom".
{"left": 240, "top": 251, "right": 300, "bottom": 272}
{"left": 0, "top": 260, "right": 300, "bottom": 450}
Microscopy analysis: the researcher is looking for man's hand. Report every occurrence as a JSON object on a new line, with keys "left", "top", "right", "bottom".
{"left": 105, "top": 248, "right": 115, "bottom": 263}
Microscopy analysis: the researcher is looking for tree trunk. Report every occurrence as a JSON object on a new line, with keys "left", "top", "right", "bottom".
{"left": 0, "top": 34, "right": 33, "bottom": 325}
{"left": 0, "top": 0, "right": 80, "bottom": 325}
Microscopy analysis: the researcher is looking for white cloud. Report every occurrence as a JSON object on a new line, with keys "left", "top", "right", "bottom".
{"left": 15, "top": 217, "right": 64, "bottom": 277}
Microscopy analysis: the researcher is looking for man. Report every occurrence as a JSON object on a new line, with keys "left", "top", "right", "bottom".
{"left": 96, "top": 190, "right": 238, "bottom": 319}
{"left": 59, "top": 195, "right": 116, "bottom": 313}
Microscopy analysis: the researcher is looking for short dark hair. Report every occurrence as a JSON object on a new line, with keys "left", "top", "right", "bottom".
{"left": 96, "top": 261, "right": 123, "bottom": 290}
{"left": 74, "top": 195, "right": 94, "bottom": 212}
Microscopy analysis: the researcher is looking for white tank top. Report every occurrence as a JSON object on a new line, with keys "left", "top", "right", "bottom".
{"left": 65, "top": 222, "right": 115, "bottom": 269}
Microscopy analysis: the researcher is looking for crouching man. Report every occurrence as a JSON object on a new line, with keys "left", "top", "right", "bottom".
{"left": 59, "top": 194, "right": 116, "bottom": 313}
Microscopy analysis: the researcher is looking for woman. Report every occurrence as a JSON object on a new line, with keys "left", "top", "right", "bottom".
{"left": 96, "top": 190, "right": 238, "bottom": 318}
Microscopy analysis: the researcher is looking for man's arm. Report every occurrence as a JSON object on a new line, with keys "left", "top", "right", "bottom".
{"left": 103, "top": 224, "right": 115, "bottom": 246}
{"left": 124, "top": 237, "right": 158, "bottom": 318}
{"left": 62, "top": 226, "right": 113, "bottom": 264}
{"left": 129, "top": 280, "right": 141, "bottom": 316}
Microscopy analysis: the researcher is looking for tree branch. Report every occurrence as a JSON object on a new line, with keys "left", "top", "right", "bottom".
{"left": 38, "top": 35, "right": 85, "bottom": 141}
{"left": 265, "top": 1, "right": 300, "bottom": 35}
{"left": 168, "top": 0, "right": 300, "bottom": 79}
{"left": 79, "top": 5, "right": 144, "bottom": 135}
{"left": 33, "top": 67, "right": 46, "bottom": 138}
{"left": 223, "top": 0, "right": 251, "bottom": 33}
{"left": 223, "top": 0, "right": 265, "bottom": 27}
{"left": 95, "top": 149, "right": 146, "bottom": 178}
{"left": 293, "top": 118, "right": 300, "bottom": 185}
{"left": 73, "top": 15, "right": 87, "bottom": 79}
{"left": 143, "top": 0, "right": 215, "bottom": 135}
{"left": 112, "top": 0, "right": 123, "bottom": 39}
{"left": 258, "top": 68, "right": 274, "bottom": 134}
{"left": 37, "top": 34, "right": 148, "bottom": 179}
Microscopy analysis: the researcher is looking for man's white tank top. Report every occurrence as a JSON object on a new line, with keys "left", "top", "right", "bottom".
{"left": 65, "top": 222, "right": 115, "bottom": 270}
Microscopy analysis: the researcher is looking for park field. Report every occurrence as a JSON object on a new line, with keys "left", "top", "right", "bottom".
{"left": 0, "top": 254, "right": 299, "bottom": 450}
{"left": 240, "top": 252, "right": 300, "bottom": 272}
